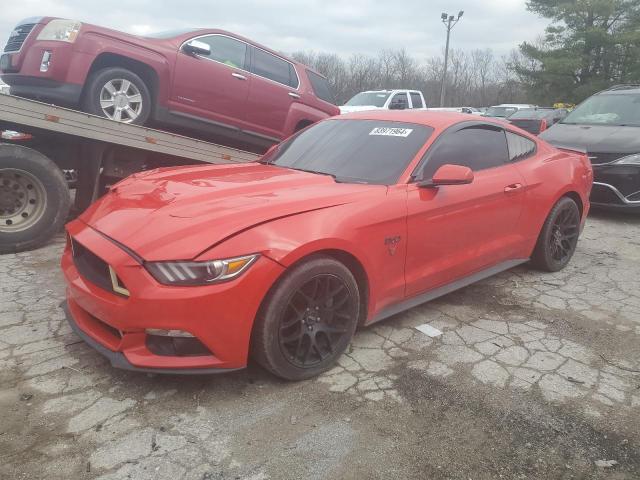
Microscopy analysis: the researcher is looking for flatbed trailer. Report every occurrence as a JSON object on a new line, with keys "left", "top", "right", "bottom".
{"left": 0, "top": 94, "right": 259, "bottom": 254}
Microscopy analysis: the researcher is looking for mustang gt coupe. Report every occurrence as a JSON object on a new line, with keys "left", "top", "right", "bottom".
{"left": 62, "top": 111, "right": 593, "bottom": 380}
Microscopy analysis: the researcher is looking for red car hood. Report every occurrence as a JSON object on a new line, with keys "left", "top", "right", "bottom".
{"left": 80, "top": 163, "right": 377, "bottom": 261}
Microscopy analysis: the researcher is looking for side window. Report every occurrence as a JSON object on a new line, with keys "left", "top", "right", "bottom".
{"left": 251, "top": 48, "right": 298, "bottom": 88}
{"left": 410, "top": 92, "right": 424, "bottom": 109}
{"left": 306, "top": 69, "right": 336, "bottom": 104}
{"left": 418, "top": 126, "right": 509, "bottom": 179}
{"left": 389, "top": 93, "right": 409, "bottom": 110}
{"left": 506, "top": 131, "right": 536, "bottom": 161}
{"left": 197, "top": 35, "right": 247, "bottom": 69}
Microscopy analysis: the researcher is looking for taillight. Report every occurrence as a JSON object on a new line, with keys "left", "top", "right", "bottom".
{"left": 539, "top": 119, "right": 547, "bottom": 133}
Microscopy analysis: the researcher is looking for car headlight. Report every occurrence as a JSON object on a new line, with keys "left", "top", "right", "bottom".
{"left": 613, "top": 153, "right": 640, "bottom": 165}
{"left": 145, "top": 254, "right": 259, "bottom": 286}
{"left": 37, "top": 19, "right": 82, "bottom": 43}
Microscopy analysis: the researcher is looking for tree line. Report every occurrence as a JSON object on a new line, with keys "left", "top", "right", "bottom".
{"left": 292, "top": 48, "right": 530, "bottom": 108}
{"left": 293, "top": 0, "right": 640, "bottom": 108}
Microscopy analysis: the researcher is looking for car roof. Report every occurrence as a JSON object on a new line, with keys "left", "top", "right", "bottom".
{"left": 335, "top": 110, "right": 510, "bottom": 130}
{"left": 598, "top": 84, "right": 640, "bottom": 95}
{"left": 359, "top": 89, "right": 421, "bottom": 94}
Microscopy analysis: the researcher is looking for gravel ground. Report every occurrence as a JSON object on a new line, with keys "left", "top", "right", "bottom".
{"left": 1, "top": 211, "right": 639, "bottom": 480}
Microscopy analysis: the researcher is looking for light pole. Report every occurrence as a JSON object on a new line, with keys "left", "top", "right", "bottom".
{"left": 439, "top": 10, "right": 464, "bottom": 107}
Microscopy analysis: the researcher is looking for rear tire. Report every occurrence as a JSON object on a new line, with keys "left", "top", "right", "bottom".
{"left": 530, "top": 196, "right": 581, "bottom": 272}
{"left": 251, "top": 255, "right": 360, "bottom": 381}
{"left": 0, "top": 145, "right": 71, "bottom": 254}
{"left": 83, "top": 67, "right": 151, "bottom": 125}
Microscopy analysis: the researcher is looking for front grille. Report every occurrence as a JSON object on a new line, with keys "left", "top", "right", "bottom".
{"left": 4, "top": 23, "right": 36, "bottom": 52}
{"left": 587, "top": 153, "right": 624, "bottom": 165}
{"left": 590, "top": 184, "right": 623, "bottom": 205}
{"left": 71, "top": 238, "right": 126, "bottom": 295}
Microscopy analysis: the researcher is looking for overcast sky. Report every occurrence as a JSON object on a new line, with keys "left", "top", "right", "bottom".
{"left": 1, "top": 0, "right": 548, "bottom": 60}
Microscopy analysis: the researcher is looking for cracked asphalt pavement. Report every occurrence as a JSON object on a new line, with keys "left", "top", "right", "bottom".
{"left": 1, "top": 211, "right": 639, "bottom": 479}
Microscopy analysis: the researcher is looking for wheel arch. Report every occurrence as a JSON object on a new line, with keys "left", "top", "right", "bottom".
{"left": 561, "top": 190, "right": 584, "bottom": 218}
{"left": 83, "top": 53, "right": 161, "bottom": 106}
{"left": 257, "top": 247, "right": 371, "bottom": 330}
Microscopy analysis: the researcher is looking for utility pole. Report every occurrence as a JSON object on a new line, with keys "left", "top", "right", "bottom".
{"left": 439, "top": 10, "right": 464, "bottom": 108}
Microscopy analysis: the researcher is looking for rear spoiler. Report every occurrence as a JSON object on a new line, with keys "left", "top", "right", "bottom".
{"left": 550, "top": 144, "right": 588, "bottom": 155}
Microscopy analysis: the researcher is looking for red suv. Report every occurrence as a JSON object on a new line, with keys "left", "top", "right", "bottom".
{"left": 0, "top": 17, "right": 339, "bottom": 149}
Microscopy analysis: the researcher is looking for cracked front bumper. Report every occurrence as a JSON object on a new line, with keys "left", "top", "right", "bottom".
{"left": 61, "top": 219, "right": 285, "bottom": 373}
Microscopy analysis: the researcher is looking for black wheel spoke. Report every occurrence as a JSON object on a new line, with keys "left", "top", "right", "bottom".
{"left": 278, "top": 273, "right": 356, "bottom": 369}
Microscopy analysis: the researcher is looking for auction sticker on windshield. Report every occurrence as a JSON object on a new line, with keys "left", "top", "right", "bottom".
{"left": 369, "top": 127, "right": 413, "bottom": 137}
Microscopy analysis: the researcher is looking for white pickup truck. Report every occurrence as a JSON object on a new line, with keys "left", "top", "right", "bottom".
{"left": 340, "top": 89, "right": 427, "bottom": 114}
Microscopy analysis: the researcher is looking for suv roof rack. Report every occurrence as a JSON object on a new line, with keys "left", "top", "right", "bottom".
{"left": 602, "top": 84, "right": 640, "bottom": 92}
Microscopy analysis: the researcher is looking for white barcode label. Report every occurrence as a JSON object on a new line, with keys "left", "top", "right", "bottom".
{"left": 369, "top": 127, "right": 413, "bottom": 137}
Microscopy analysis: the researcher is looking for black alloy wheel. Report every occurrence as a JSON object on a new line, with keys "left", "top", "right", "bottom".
{"left": 251, "top": 255, "right": 360, "bottom": 380}
{"left": 279, "top": 274, "right": 356, "bottom": 368}
{"left": 531, "top": 196, "right": 581, "bottom": 272}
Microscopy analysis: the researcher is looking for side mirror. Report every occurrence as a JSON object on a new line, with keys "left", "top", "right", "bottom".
{"left": 183, "top": 40, "right": 211, "bottom": 57}
{"left": 418, "top": 164, "right": 474, "bottom": 187}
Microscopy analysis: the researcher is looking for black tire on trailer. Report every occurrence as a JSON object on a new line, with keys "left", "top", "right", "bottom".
{"left": 0, "top": 144, "right": 71, "bottom": 254}
{"left": 83, "top": 67, "right": 152, "bottom": 125}
{"left": 251, "top": 255, "right": 360, "bottom": 381}
{"left": 530, "top": 196, "right": 581, "bottom": 272}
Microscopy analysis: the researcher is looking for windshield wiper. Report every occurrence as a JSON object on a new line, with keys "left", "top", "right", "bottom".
{"left": 287, "top": 167, "right": 351, "bottom": 183}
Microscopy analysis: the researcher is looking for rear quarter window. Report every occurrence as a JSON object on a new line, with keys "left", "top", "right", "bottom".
{"left": 306, "top": 70, "right": 336, "bottom": 105}
{"left": 506, "top": 131, "right": 536, "bottom": 161}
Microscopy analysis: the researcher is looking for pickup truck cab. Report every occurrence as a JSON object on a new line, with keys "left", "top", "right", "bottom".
{"left": 339, "top": 89, "right": 426, "bottom": 114}
{"left": 0, "top": 17, "right": 339, "bottom": 150}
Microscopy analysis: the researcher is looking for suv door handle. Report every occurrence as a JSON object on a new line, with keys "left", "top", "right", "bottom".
{"left": 504, "top": 183, "right": 523, "bottom": 193}
{"left": 288, "top": 92, "right": 300, "bottom": 99}
{"left": 232, "top": 73, "right": 247, "bottom": 80}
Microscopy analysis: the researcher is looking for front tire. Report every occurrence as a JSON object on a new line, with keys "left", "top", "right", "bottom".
{"left": 0, "top": 145, "right": 71, "bottom": 254}
{"left": 83, "top": 67, "right": 151, "bottom": 125}
{"left": 251, "top": 256, "right": 360, "bottom": 381}
{"left": 531, "top": 196, "right": 581, "bottom": 272}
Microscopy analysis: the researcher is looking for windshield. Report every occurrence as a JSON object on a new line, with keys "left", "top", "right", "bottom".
{"left": 345, "top": 92, "right": 391, "bottom": 107}
{"left": 263, "top": 119, "right": 433, "bottom": 185}
{"left": 484, "top": 106, "right": 517, "bottom": 118}
{"left": 562, "top": 93, "right": 640, "bottom": 126}
{"left": 509, "top": 109, "right": 553, "bottom": 120}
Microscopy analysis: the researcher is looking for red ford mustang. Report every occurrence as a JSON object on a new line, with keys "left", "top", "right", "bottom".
{"left": 61, "top": 111, "right": 593, "bottom": 380}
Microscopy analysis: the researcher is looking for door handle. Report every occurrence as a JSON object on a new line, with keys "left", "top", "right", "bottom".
{"left": 288, "top": 92, "right": 300, "bottom": 99}
{"left": 504, "top": 183, "right": 523, "bottom": 193}
{"left": 231, "top": 72, "right": 247, "bottom": 80}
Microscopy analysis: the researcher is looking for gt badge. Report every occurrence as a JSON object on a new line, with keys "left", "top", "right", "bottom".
{"left": 384, "top": 236, "right": 401, "bottom": 256}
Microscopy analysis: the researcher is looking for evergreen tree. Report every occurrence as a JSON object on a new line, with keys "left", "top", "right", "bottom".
{"left": 515, "top": 0, "right": 640, "bottom": 104}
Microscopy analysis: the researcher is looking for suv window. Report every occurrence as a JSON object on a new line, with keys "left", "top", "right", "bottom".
{"left": 251, "top": 48, "right": 298, "bottom": 88}
{"left": 410, "top": 92, "right": 424, "bottom": 109}
{"left": 505, "top": 131, "right": 536, "bottom": 161}
{"left": 418, "top": 125, "right": 509, "bottom": 179}
{"left": 306, "top": 70, "right": 336, "bottom": 104}
{"left": 197, "top": 35, "right": 247, "bottom": 69}
{"left": 389, "top": 93, "right": 409, "bottom": 110}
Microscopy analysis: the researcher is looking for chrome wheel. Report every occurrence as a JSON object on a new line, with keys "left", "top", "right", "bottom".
{"left": 0, "top": 168, "right": 47, "bottom": 233}
{"left": 99, "top": 79, "right": 143, "bottom": 123}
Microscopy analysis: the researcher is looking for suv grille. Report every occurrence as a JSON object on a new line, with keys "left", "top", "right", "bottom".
{"left": 4, "top": 23, "right": 36, "bottom": 52}
{"left": 587, "top": 153, "right": 624, "bottom": 165}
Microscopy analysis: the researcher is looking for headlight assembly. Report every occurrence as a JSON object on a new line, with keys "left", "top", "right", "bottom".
{"left": 614, "top": 153, "right": 640, "bottom": 165}
{"left": 37, "top": 19, "right": 82, "bottom": 43}
{"left": 145, "top": 254, "right": 259, "bottom": 286}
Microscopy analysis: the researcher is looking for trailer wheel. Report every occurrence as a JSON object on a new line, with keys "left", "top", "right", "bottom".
{"left": 0, "top": 145, "right": 71, "bottom": 254}
{"left": 83, "top": 67, "right": 151, "bottom": 125}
